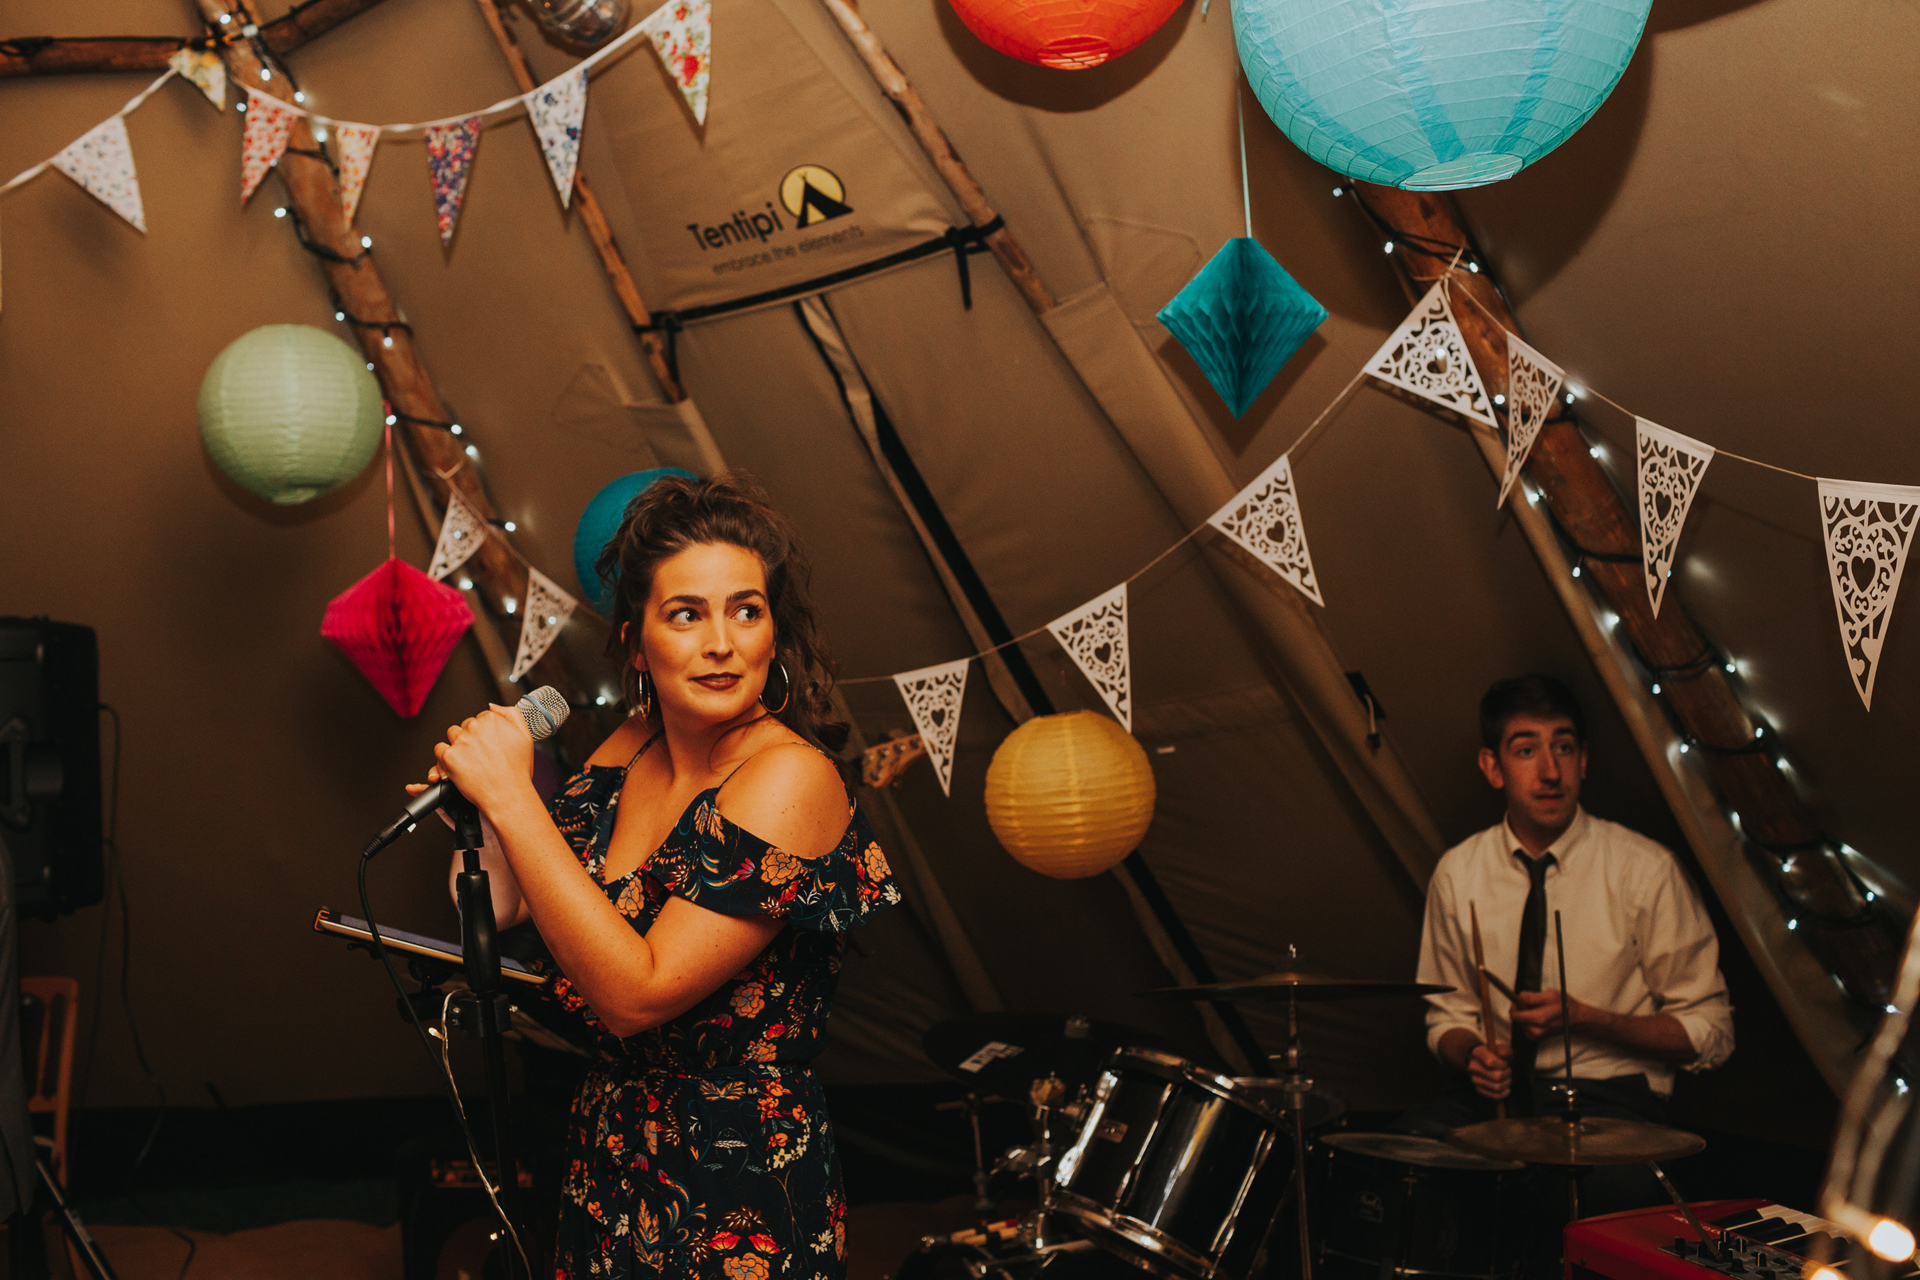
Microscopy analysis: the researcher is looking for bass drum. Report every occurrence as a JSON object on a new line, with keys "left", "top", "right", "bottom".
{"left": 1312, "top": 1132, "right": 1526, "bottom": 1280}
{"left": 1052, "top": 1049, "right": 1292, "bottom": 1280}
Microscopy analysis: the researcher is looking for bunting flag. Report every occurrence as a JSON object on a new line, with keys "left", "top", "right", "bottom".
{"left": 526, "top": 68, "right": 587, "bottom": 208}
{"left": 168, "top": 48, "right": 226, "bottom": 109}
{"left": 1636, "top": 419, "right": 1714, "bottom": 617}
{"left": 427, "top": 488, "right": 488, "bottom": 581}
{"left": 891, "top": 659, "right": 970, "bottom": 796}
{"left": 49, "top": 117, "right": 146, "bottom": 232}
{"left": 639, "top": 0, "right": 712, "bottom": 126}
{"left": 1048, "top": 584, "right": 1133, "bottom": 731}
{"left": 1817, "top": 479, "right": 1920, "bottom": 711}
{"left": 423, "top": 117, "right": 481, "bottom": 244}
{"left": 509, "top": 567, "right": 577, "bottom": 682}
{"left": 1498, "top": 333, "right": 1565, "bottom": 508}
{"left": 240, "top": 88, "right": 297, "bottom": 203}
{"left": 1209, "top": 453, "right": 1323, "bottom": 606}
{"left": 1365, "top": 282, "right": 1496, "bottom": 427}
{"left": 333, "top": 124, "right": 380, "bottom": 222}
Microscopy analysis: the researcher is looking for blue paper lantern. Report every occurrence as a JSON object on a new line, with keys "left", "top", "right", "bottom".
{"left": 573, "top": 468, "right": 697, "bottom": 611}
{"left": 1234, "top": 0, "right": 1654, "bottom": 190}
{"left": 1158, "top": 238, "right": 1328, "bottom": 417}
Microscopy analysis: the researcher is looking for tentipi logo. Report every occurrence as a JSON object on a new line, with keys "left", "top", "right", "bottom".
{"left": 780, "top": 165, "right": 852, "bottom": 227}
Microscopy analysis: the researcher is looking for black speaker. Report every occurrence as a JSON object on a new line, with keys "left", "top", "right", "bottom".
{"left": 0, "top": 619, "right": 103, "bottom": 919}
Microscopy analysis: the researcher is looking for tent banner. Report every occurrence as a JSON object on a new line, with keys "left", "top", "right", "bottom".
{"left": 592, "top": 0, "right": 956, "bottom": 315}
{"left": 1636, "top": 419, "right": 1713, "bottom": 617}
{"left": 891, "top": 659, "right": 970, "bottom": 796}
{"left": 428, "top": 488, "right": 489, "bottom": 582}
{"left": 511, "top": 568, "right": 578, "bottom": 682}
{"left": 1364, "top": 281, "right": 1496, "bottom": 428}
{"left": 1500, "top": 332, "right": 1564, "bottom": 508}
{"left": 1208, "top": 453, "right": 1324, "bottom": 607}
{"left": 1817, "top": 479, "right": 1920, "bottom": 711}
{"left": 1048, "top": 585, "right": 1134, "bottom": 732}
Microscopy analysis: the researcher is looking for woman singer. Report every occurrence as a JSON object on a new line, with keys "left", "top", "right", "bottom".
{"left": 419, "top": 474, "right": 901, "bottom": 1280}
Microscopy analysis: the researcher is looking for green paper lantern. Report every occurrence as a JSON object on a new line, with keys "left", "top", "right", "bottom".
{"left": 1235, "top": 0, "right": 1654, "bottom": 191}
{"left": 197, "top": 325, "right": 384, "bottom": 505}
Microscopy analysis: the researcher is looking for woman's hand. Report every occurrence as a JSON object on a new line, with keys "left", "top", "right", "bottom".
{"left": 431, "top": 705, "right": 539, "bottom": 816}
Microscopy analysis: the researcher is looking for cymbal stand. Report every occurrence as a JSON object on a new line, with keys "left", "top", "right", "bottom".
{"left": 1278, "top": 991, "right": 1314, "bottom": 1280}
{"left": 935, "top": 1091, "right": 998, "bottom": 1216}
{"left": 1550, "top": 910, "right": 1582, "bottom": 1224}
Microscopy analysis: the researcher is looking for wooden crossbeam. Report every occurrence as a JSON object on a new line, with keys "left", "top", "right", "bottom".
{"left": 0, "top": 0, "right": 389, "bottom": 77}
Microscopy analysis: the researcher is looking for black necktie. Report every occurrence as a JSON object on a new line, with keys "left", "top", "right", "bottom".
{"left": 1510, "top": 850, "right": 1555, "bottom": 1113}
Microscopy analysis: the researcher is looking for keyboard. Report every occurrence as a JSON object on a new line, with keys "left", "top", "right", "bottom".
{"left": 1566, "top": 1198, "right": 1876, "bottom": 1280}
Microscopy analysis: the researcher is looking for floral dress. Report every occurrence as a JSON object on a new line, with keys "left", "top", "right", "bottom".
{"left": 542, "top": 759, "right": 901, "bottom": 1280}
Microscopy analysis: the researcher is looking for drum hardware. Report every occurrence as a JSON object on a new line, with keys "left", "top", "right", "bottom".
{"left": 1138, "top": 947, "right": 1452, "bottom": 1280}
{"left": 1052, "top": 1048, "right": 1298, "bottom": 1280}
{"left": 1312, "top": 1133, "right": 1526, "bottom": 1280}
{"left": 934, "top": 1090, "right": 1008, "bottom": 1215}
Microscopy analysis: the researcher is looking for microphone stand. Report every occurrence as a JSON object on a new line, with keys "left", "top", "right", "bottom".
{"left": 446, "top": 788, "right": 524, "bottom": 1280}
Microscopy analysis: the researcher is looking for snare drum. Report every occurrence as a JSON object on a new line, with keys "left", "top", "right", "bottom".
{"left": 1312, "top": 1132, "right": 1526, "bottom": 1279}
{"left": 1052, "top": 1049, "right": 1292, "bottom": 1280}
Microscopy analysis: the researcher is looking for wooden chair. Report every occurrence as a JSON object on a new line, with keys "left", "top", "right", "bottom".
{"left": 19, "top": 977, "right": 78, "bottom": 1186}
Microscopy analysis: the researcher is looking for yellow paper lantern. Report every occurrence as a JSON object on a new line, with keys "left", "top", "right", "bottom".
{"left": 985, "top": 711, "right": 1156, "bottom": 879}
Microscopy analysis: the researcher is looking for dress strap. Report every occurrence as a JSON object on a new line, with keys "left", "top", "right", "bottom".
{"left": 623, "top": 730, "right": 664, "bottom": 775}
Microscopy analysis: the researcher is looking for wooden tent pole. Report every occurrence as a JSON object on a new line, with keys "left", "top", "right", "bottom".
{"left": 1, "top": 0, "right": 390, "bottom": 77}
{"left": 813, "top": 0, "right": 1053, "bottom": 316}
{"left": 1358, "top": 184, "right": 1894, "bottom": 1013}
{"left": 191, "top": 0, "right": 607, "bottom": 764}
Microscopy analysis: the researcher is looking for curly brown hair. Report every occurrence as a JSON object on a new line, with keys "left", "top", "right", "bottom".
{"left": 594, "top": 473, "right": 846, "bottom": 752}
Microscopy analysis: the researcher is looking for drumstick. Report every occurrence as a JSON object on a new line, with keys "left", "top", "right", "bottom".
{"left": 1469, "top": 902, "right": 1506, "bottom": 1121}
{"left": 1480, "top": 967, "right": 1519, "bottom": 1005}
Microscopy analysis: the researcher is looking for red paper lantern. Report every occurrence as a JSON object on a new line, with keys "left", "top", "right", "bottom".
{"left": 321, "top": 558, "right": 474, "bottom": 717}
{"left": 947, "top": 0, "right": 1184, "bottom": 69}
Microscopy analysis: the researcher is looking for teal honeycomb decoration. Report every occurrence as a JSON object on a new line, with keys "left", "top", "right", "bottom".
{"left": 1157, "top": 237, "right": 1328, "bottom": 418}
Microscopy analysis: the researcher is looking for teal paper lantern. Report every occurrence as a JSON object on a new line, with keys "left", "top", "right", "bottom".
{"left": 1234, "top": 0, "right": 1654, "bottom": 190}
{"left": 1158, "top": 237, "right": 1328, "bottom": 417}
{"left": 573, "top": 468, "right": 698, "bottom": 611}
{"left": 197, "top": 325, "right": 384, "bottom": 504}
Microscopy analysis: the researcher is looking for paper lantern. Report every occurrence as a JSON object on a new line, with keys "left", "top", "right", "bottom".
{"left": 985, "top": 711, "right": 1156, "bottom": 879}
{"left": 1158, "top": 237, "right": 1328, "bottom": 417}
{"left": 321, "top": 558, "right": 474, "bottom": 717}
{"left": 572, "top": 468, "right": 699, "bottom": 611}
{"left": 947, "top": 0, "right": 1184, "bottom": 70}
{"left": 198, "top": 324, "right": 384, "bottom": 505}
{"left": 1235, "top": 0, "right": 1654, "bottom": 190}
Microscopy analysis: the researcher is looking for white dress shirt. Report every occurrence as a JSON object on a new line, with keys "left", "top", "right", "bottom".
{"left": 1417, "top": 807, "right": 1735, "bottom": 1096}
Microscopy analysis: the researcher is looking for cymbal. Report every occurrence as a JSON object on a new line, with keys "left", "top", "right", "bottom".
{"left": 1447, "top": 1115, "right": 1706, "bottom": 1166}
{"left": 1136, "top": 967, "right": 1453, "bottom": 1002}
{"left": 922, "top": 1012, "right": 1166, "bottom": 1093}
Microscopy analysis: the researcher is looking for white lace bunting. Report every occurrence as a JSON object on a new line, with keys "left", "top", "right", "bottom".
{"left": 427, "top": 489, "right": 488, "bottom": 581}
{"left": 509, "top": 567, "right": 577, "bottom": 682}
{"left": 50, "top": 117, "right": 146, "bottom": 232}
{"left": 1498, "top": 333, "right": 1565, "bottom": 508}
{"left": 1817, "top": 479, "right": 1920, "bottom": 710}
{"left": 891, "top": 659, "right": 970, "bottom": 796}
{"left": 1364, "top": 282, "right": 1495, "bottom": 427}
{"left": 1208, "top": 453, "right": 1324, "bottom": 606}
{"left": 1047, "top": 584, "right": 1133, "bottom": 731}
{"left": 1636, "top": 419, "right": 1714, "bottom": 617}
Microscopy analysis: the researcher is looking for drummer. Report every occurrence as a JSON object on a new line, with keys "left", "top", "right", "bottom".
{"left": 1403, "top": 676, "right": 1734, "bottom": 1203}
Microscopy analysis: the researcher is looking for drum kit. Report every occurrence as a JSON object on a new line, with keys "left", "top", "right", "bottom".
{"left": 905, "top": 959, "right": 1711, "bottom": 1280}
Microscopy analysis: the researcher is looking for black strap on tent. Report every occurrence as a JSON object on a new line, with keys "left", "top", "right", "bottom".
{"left": 795, "top": 302, "right": 1272, "bottom": 1073}
{"left": 635, "top": 217, "right": 1006, "bottom": 379}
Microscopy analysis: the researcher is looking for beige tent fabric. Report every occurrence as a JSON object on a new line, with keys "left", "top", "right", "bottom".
{"left": 1, "top": 0, "right": 1899, "bottom": 1142}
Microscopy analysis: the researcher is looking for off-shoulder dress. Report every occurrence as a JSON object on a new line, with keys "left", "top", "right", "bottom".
{"left": 541, "top": 753, "right": 901, "bottom": 1280}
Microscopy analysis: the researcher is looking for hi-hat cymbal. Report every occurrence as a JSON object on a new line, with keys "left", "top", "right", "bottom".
{"left": 922, "top": 1012, "right": 1166, "bottom": 1093}
{"left": 1136, "top": 967, "right": 1453, "bottom": 1002}
{"left": 1447, "top": 1115, "right": 1706, "bottom": 1166}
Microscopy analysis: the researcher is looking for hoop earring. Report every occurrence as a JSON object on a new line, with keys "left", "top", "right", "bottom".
{"left": 637, "top": 670, "right": 654, "bottom": 720}
{"left": 762, "top": 661, "right": 791, "bottom": 715}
